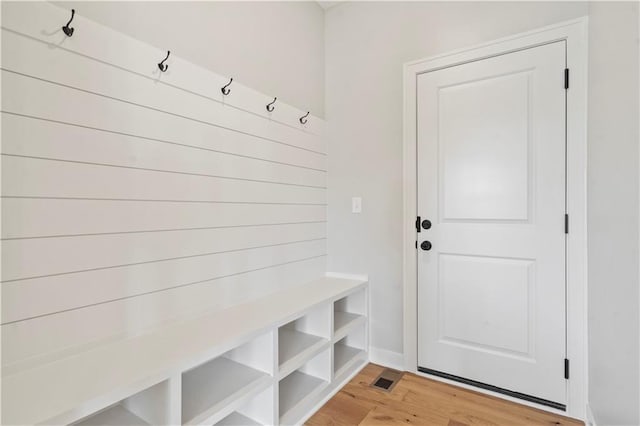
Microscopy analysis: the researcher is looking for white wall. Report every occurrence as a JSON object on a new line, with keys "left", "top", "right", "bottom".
{"left": 587, "top": 2, "right": 640, "bottom": 425}
{"left": 52, "top": 1, "right": 325, "bottom": 117}
{"left": 326, "top": 2, "right": 640, "bottom": 423}
{"left": 1, "top": 1, "right": 326, "bottom": 367}
{"left": 325, "top": 0, "right": 588, "bottom": 361}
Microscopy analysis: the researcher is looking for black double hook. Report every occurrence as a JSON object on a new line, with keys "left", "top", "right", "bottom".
{"left": 266, "top": 97, "right": 277, "bottom": 112}
{"left": 62, "top": 9, "right": 75, "bottom": 37}
{"left": 221, "top": 78, "right": 233, "bottom": 96}
{"left": 299, "top": 112, "right": 310, "bottom": 125}
{"left": 158, "top": 51, "right": 170, "bottom": 72}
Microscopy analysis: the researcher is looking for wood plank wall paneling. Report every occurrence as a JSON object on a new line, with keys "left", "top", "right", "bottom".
{"left": 1, "top": 2, "right": 327, "bottom": 368}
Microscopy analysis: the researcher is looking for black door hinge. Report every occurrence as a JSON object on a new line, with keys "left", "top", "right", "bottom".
{"left": 564, "top": 68, "right": 569, "bottom": 89}
{"left": 565, "top": 214, "right": 569, "bottom": 234}
{"left": 416, "top": 216, "right": 421, "bottom": 233}
{"left": 564, "top": 358, "right": 570, "bottom": 379}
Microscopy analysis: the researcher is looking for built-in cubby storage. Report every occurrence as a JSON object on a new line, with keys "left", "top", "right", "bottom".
{"left": 214, "top": 385, "right": 275, "bottom": 426}
{"left": 7, "top": 276, "right": 368, "bottom": 426}
{"left": 333, "top": 324, "right": 367, "bottom": 380}
{"left": 75, "top": 405, "right": 149, "bottom": 426}
{"left": 181, "top": 332, "right": 273, "bottom": 425}
{"left": 279, "top": 348, "right": 331, "bottom": 425}
{"left": 216, "top": 412, "right": 261, "bottom": 426}
{"left": 74, "top": 380, "right": 175, "bottom": 426}
{"left": 333, "top": 287, "right": 367, "bottom": 341}
{"left": 278, "top": 303, "right": 331, "bottom": 379}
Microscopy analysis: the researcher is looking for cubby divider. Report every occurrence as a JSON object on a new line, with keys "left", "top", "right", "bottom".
{"left": 333, "top": 287, "right": 367, "bottom": 340}
{"left": 278, "top": 348, "right": 331, "bottom": 425}
{"left": 181, "top": 331, "right": 274, "bottom": 425}
{"left": 278, "top": 303, "right": 331, "bottom": 379}
{"left": 214, "top": 384, "right": 275, "bottom": 426}
{"left": 333, "top": 324, "right": 367, "bottom": 379}
{"left": 74, "top": 379, "right": 176, "bottom": 426}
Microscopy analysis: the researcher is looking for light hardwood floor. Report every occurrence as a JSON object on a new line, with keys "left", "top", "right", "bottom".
{"left": 306, "top": 364, "right": 583, "bottom": 426}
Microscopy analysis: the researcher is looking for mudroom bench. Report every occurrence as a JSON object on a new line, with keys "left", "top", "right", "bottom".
{"left": 2, "top": 275, "right": 369, "bottom": 426}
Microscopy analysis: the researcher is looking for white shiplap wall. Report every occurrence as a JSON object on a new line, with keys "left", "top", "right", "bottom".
{"left": 1, "top": 2, "right": 326, "bottom": 369}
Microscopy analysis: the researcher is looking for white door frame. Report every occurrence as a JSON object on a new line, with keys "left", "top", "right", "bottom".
{"left": 402, "top": 18, "right": 588, "bottom": 420}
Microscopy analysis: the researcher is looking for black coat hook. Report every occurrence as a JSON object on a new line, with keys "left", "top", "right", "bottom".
{"left": 299, "top": 111, "right": 310, "bottom": 125}
{"left": 266, "top": 97, "right": 277, "bottom": 112}
{"left": 221, "top": 78, "right": 233, "bottom": 96}
{"left": 62, "top": 9, "right": 75, "bottom": 37}
{"left": 158, "top": 51, "right": 170, "bottom": 72}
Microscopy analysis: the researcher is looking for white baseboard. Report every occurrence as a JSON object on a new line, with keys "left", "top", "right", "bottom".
{"left": 369, "top": 346, "right": 404, "bottom": 371}
{"left": 586, "top": 404, "right": 598, "bottom": 426}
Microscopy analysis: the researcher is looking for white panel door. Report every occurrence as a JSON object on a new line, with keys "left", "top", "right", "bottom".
{"left": 417, "top": 41, "right": 567, "bottom": 406}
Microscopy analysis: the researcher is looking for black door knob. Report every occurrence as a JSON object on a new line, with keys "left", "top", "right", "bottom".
{"left": 421, "top": 219, "right": 432, "bottom": 230}
{"left": 420, "top": 241, "right": 432, "bottom": 251}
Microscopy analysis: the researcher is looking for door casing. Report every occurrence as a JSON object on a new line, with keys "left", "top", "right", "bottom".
{"left": 402, "top": 18, "right": 588, "bottom": 420}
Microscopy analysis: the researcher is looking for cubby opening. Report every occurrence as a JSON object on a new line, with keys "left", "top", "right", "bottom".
{"left": 278, "top": 303, "right": 331, "bottom": 378}
{"left": 278, "top": 347, "right": 331, "bottom": 425}
{"left": 181, "top": 331, "right": 274, "bottom": 425}
{"left": 333, "top": 324, "right": 366, "bottom": 380}
{"left": 74, "top": 380, "right": 173, "bottom": 426}
{"left": 214, "top": 385, "right": 275, "bottom": 426}
{"left": 333, "top": 288, "right": 366, "bottom": 340}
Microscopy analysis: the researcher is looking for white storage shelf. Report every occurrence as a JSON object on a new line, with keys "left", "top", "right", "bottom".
{"left": 216, "top": 411, "right": 262, "bottom": 426}
{"left": 181, "top": 357, "right": 270, "bottom": 425}
{"left": 334, "top": 343, "right": 365, "bottom": 377}
{"left": 278, "top": 303, "right": 331, "bottom": 379}
{"left": 279, "top": 371, "right": 328, "bottom": 424}
{"left": 279, "top": 329, "right": 326, "bottom": 374}
{"left": 213, "top": 379, "right": 274, "bottom": 426}
{"left": 279, "top": 341, "right": 331, "bottom": 425}
{"left": 72, "top": 379, "right": 174, "bottom": 426}
{"left": 333, "top": 311, "right": 364, "bottom": 338}
{"left": 333, "top": 312, "right": 367, "bottom": 382}
{"left": 333, "top": 288, "right": 367, "bottom": 341}
{"left": 74, "top": 404, "right": 149, "bottom": 426}
{"left": 3, "top": 276, "right": 368, "bottom": 426}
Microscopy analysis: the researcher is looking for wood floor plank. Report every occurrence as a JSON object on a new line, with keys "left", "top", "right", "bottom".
{"left": 399, "top": 379, "right": 534, "bottom": 425}
{"left": 359, "top": 404, "right": 449, "bottom": 426}
{"left": 306, "top": 392, "right": 372, "bottom": 426}
{"left": 400, "top": 374, "right": 576, "bottom": 426}
{"left": 306, "top": 364, "right": 583, "bottom": 426}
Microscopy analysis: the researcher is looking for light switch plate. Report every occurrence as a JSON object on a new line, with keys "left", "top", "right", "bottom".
{"left": 352, "top": 197, "right": 362, "bottom": 213}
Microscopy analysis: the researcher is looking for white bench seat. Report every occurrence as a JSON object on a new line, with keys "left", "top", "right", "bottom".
{"left": 2, "top": 275, "right": 368, "bottom": 426}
